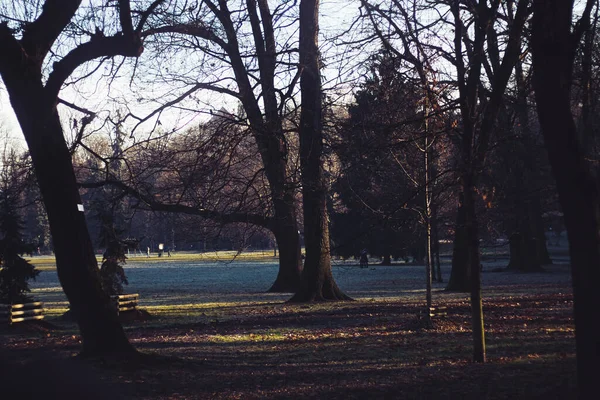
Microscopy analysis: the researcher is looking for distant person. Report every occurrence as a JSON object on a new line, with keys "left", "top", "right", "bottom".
{"left": 360, "top": 249, "right": 368, "bottom": 268}
{"left": 147, "top": 246, "right": 150, "bottom": 257}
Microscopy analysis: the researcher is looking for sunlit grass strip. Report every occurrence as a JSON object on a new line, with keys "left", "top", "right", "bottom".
{"left": 26, "top": 251, "right": 279, "bottom": 270}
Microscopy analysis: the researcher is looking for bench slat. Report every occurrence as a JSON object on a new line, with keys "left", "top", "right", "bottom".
{"left": 11, "top": 315, "right": 45, "bottom": 323}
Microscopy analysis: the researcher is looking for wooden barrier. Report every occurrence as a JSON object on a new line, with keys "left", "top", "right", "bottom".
{"left": 110, "top": 294, "right": 139, "bottom": 314}
{"left": 429, "top": 306, "right": 448, "bottom": 317}
{"left": 0, "top": 302, "right": 45, "bottom": 324}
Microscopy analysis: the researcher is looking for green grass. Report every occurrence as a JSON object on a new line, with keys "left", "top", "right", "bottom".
{"left": 27, "top": 250, "right": 279, "bottom": 271}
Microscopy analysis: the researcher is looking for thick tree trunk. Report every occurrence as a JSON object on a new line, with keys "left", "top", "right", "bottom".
{"left": 8, "top": 89, "right": 133, "bottom": 356}
{"left": 507, "top": 232, "right": 524, "bottom": 270}
{"left": 507, "top": 211, "right": 543, "bottom": 272}
{"left": 268, "top": 221, "right": 302, "bottom": 292}
{"left": 289, "top": 0, "right": 350, "bottom": 302}
{"left": 446, "top": 199, "right": 471, "bottom": 292}
{"left": 532, "top": 1, "right": 600, "bottom": 394}
{"left": 514, "top": 50, "right": 552, "bottom": 268}
{"left": 252, "top": 130, "right": 303, "bottom": 293}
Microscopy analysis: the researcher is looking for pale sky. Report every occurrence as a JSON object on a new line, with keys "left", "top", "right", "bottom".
{"left": 0, "top": 0, "right": 362, "bottom": 153}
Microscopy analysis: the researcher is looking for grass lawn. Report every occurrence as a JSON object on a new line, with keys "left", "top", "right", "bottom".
{"left": 2, "top": 247, "right": 576, "bottom": 399}
{"left": 27, "top": 250, "right": 279, "bottom": 271}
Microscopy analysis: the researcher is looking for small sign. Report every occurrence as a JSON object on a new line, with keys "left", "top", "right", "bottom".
{"left": 77, "top": 204, "right": 85, "bottom": 212}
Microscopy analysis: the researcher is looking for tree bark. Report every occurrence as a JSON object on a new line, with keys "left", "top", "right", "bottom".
{"left": 531, "top": 0, "right": 600, "bottom": 395}
{"left": 6, "top": 88, "right": 134, "bottom": 356}
{"left": 268, "top": 222, "right": 302, "bottom": 292}
{"left": 289, "top": 0, "right": 350, "bottom": 302}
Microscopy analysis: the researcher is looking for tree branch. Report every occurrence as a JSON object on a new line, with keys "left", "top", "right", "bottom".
{"left": 45, "top": 33, "right": 144, "bottom": 101}
{"left": 79, "top": 179, "right": 274, "bottom": 229}
{"left": 143, "top": 24, "right": 229, "bottom": 51}
{"left": 135, "top": 0, "right": 165, "bottom": 33}
{"left": 20, "top": 0, "right": 81, "bottom": 64}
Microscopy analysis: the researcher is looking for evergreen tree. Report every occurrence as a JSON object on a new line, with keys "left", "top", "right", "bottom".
{"left": 331, "top": 53, "right": 427, "bottom": 263}
{"left": 97, "top": 210, "right": 128, "bottom": 296}
{"left": 0, "top": 151, "right": 39, "bottom": 304}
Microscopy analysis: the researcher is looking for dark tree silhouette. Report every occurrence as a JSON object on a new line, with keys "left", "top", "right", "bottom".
{"left": 0, "top": 0, "right": 162, "bottom": 355}
{"left": 289, "top": 0, "right": 350, "bottom": 302}
{"left": 531, "top": 0, "right": 600, "bottom": 395}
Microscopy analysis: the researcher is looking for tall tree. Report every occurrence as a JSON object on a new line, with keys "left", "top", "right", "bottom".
{"left": 359, "top": 0, "right": 456, "bottom": 323}
{"left": 358, "top": 0, "right": 530, "bottom": 362}
{"left": 445, "top": 0, "right": 531, "bottom": 296}
{"left": 136, "top": 0, "right": 303, "bottom": 292}
{"left": 331, "top": 53, "right": 428, "bottom": 267}
{"left": 531, "top": 0, "right": 600, "bottom": 395}
{"left": 289, "top": 0, "right": 350, "bottom": 302}
{"left": 0, "top": 0, "right": 162, "bottom": 355}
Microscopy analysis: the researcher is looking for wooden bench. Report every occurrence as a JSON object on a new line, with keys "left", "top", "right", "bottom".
{"left": 429, "top": 306, "right": 448, "bottom": 317}
{"left": 0, "top": 302, "right": 45, "bottom": 324}
{"left": 110, "top": 294, "right": 139, "bottom": 314}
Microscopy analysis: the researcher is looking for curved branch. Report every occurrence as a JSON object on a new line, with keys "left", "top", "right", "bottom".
{"left": 135, "top": 0, "right": 165, "bottom": 34}
{"left": 79, "top": 179, "right": 274, "bottom": 229}
{"left": 46, "top": 33, "right": 144, "bottom": 101}
{"left": 142, "top": 24, "right": 229, "bottom": 51}
{"left": 126, "top": 82, "right": 241, "bottom": 134}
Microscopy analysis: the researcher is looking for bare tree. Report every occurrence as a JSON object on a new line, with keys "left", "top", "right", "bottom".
{"left": 0, "top": 0, "right": 162, "bottom": 356}
{"left": 289, "top": 0, "right": 350, "bottom": 302}
{"left": 114, "top": 0, "right": 306, "bottom": 292}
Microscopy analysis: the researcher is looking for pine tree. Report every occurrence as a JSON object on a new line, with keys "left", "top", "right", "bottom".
{"left": 0, "top": 153, "right": 39, "bottom": 304}
{"left": 97, "top": 210, "right": 128, "bottom": 296}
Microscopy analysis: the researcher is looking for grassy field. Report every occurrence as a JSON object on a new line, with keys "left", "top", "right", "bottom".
{"left": 2, "top": 245, "right": 577, "bottom": 399}
{"left": 27, "top": 250, "right": 280, "bottom": 271}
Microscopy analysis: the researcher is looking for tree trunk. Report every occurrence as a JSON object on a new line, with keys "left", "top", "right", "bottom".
{"left": 424, "top": 119, "right": 433, "bottom": 325}
{"left": 446, "top": 199, "right": 471, "bottom": 292}
{"left": 7, "top": 88, "right": 133, "bottom": 356}
{"left": 431, "top": 205, "right": 443, "bottom": 282}
{"left": 530, "top": 195, "right": 553, "bottom": 265}
{"left": 381, "top": 254, "right": 392, "bottom": 266}
{"left": 289, "top": 0, "right": 350, "bottom": 302}
{"left": 464, "top": 181, "right": 486, "bottom": 363}
{"left": 217, "top": 1, "right": 304, "bottom": 293}
{"left": 514, "top": 45, "right": 552, "bottom": 268}
{"left": 507, "top": 215, "right": 543, "bottom": 272}
{"left": 268, "top": 222, "right": 302, "bottom": 292}
{"left": 507, "top": 232, "right": 524, "bottom": 270}
{"left": 532, "top": 1, "right": 600, "bottom": 394}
